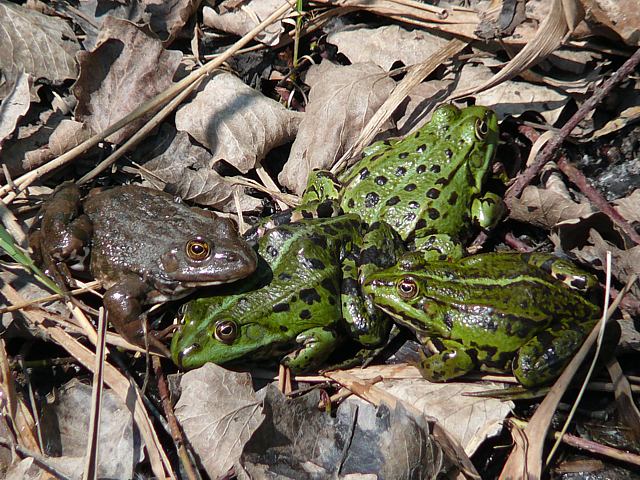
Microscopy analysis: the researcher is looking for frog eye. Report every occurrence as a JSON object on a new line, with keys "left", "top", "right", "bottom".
{"left": 186, "top": 238, "right": 211, "bottom": 261}
{"left": 397, "top": 277, "right": 418, "bottom": 299}
{"left": 214, "top": 320, "right": 238, "bottom": 344}
{"left": 474, "top": 118, "right": 489, "bottom": 140}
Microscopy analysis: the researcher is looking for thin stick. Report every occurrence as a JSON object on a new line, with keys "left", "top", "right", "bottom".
{"left": 506, "top": 46, "right": 640, "bottom": 200}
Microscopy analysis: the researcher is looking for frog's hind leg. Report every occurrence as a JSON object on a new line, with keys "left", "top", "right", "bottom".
{"left": 513, "top": 322, "right": 594, "bottom": 388}
{"left": 417, "top": 338, "right": 477, "bottom": 382}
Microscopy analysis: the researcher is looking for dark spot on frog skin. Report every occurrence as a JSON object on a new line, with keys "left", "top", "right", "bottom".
{"left": 273, "top": 302, "right": 290, "bottom": 312}
{"left": 405, "top": 212, "right": 416, "bottom": 222}
{"left": 365, "top": 192, "right": 380, "bottom": 207}
{"left": 399, "top": 152, "right": 409, "bottom": 159}
{"left": 280, "top": 325, "right": 289, "bottom": 332}
{"left": 386, "top": 196, "right": 401, "bottom": 206}
{"left": 316, "top": 201, "right": 337, "bottom": 217}
{"left": 328, "top": 296, "right": 336, "bottom": 305}
{"left": 443, "top": 312, "right": 454, "bottom": 329}
{"left": 300, "top": 288, "right": 322, "bottom": 305}
{"left": 444, "top": 148, "right": 453, "bottom": 159}
{"left": 554, "top": 273, "right": 567, "bottom": 282}
{"left": 415, "top": 218, "right": 427, "bottom": 229}
{"left": 426, "top": 188, "right": 440, "bottom": 199}
{"left": 299, "top": 309, "right": 312, "bottom": 320}
{"left": 408, "top": 201, "right": 420, "bottom": 209}
{"left": 404, "top": 183, "right": 417, "bottom": 192}
{"left": 416, "top": 164, "right": 426, "bottom": 174}
{"left": 430, "top": 164, "right": 441, "bottom": 173}
{"left": 395, "top": 166, "right": 407, "bottom": 176}
{"left": 448, "top": 192, "right": 458, "bottom": 205}
{"left": 321, "top": 225, "right": 338, "bottom": 236}
{"left": 341, "top": 277, "right": 359, "bottom": 296}
{"left": 309, "top": 233, "right": 328, "bottom": 249}
{"left": 321, "top": 278, "right": 338, "bottom": 295}
{"left": 428, "top": 209, "right": 440, "bottom": 220}
{"left": 359, "top": 167, "right": 370, "bottom": 180}
{"left": 278, "top": 272, "right": 292, "bottom": 281}
{"left": 435, "top": 177, "right": 448, "bottom": 186}
{"left": 266, "top": 245, "right": 278, "bottom": 257}
{"left": 347, "top": 199, "right": 355, "bottom": 208}
{"left": 303, "top": 257, "right": 326, "bottom": 270}
{"left": 375, "top": 175, "right": 388, "bottom": 185}
{"left": 416, "top": 144, "right": 426, "bottom": 153}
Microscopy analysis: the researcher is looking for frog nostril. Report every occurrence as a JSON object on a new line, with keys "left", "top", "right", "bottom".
{"left": 178, "top": 343, "right": 200, "bottom": 366}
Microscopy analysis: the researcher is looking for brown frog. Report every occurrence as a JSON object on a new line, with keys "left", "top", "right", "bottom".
{"left": 30, "top": 183, "right": 258, "bottom": 354}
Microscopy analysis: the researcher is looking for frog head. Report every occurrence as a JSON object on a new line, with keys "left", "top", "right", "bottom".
{"left": 158, "top": 217, "right": 258, "bottom": 288}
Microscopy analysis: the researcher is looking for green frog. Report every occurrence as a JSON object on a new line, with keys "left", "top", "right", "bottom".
{"left": 171, "top": 215, "right": 404, "bottom": 372}
{"left": 362, "top": 252, "right": 601, "bottom": 387}
{"left": 298, "top": 104, "right": 503, "bottom": 259}
{"left": 30, "top": 183, "right": 258, "bottom": 354}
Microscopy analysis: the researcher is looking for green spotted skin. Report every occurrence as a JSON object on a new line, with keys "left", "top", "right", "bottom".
{"left": 171, "top": 215, "right": 404, "bottom": 372}
{"left": 302, "top": 104, "right": 502, "bottom": 257}
{"left": 363, "top": 252, "right": 601, "bottom": 387}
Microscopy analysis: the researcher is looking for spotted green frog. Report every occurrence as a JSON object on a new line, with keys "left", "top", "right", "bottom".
{"left": 171, "top": 215, "right": 404, "bottom": 372}
{"left": 30, "top": 183, "right": 258, "bottom": 354}
{"left": 363, "top": 252, "right": 601, "bottom": 387}
{"left": 299, "top": 104, "right": 502, "bottom": 259}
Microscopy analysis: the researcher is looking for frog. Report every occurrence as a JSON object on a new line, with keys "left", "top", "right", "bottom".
{"left": 30, "top": 183, "right": 258, "bottom": 354}
{"left": 362, "top": 252, "right": 601, "bottom": 387}
{"left": 297, "top": 104, "right": 503, "bottom": 259}
{"left": 171, "top": 214, "right": 405, "bottom": 372}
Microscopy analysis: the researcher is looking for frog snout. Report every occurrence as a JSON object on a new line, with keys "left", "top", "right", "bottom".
{"left": 176, "top": 343, "right": 201, "bottom": 368}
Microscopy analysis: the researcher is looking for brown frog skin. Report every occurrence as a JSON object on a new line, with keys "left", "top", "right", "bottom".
{"left": 31, "top": 183, "right": 258, "bottom": 354}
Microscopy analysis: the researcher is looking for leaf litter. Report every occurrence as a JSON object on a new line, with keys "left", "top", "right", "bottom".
{"left": 0, "top": 0, "right": 639, "bottom": 478}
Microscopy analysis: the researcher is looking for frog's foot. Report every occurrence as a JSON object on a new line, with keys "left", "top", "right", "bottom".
{"left": 471, "top": 192, "right": 504, "bottom": 230}
{"left": 519, "top": 253, "right": 599, "bottom": 293}
{"left": 513, "top": 323, "right": 594, "bottom": 387}
{"left": 282, "top": 327, "right": 341, "bottom": 373}
{"left": 417, "top": 339, "right": 476, "bottom": 382}
{"left": 103, "top": 276, "right": 169, "bottom": 356}
{"left": 412, "top": 234, "right": 465, "bottom": 262}
{"left": 300, "top": 170, "right": 342, "bottom": 205}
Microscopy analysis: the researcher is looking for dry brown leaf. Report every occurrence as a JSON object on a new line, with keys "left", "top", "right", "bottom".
{"left": 175, "top": 72, "right": 303, "bottom": 174}
{"left": 175, "top": 363, "right": 265, "bottom": 479}
{"left": 453, "top": 0, "right": 584, "bottom": 99}
{"left": 71, "top": 0, "right": 198, "bottom": 48}
{"left": 0, "top": 1, "right": 79, "bottom": 100}
{"left": 580, "top": 0, "right": 640, "bottom": 45}
{"left": 73, "top": 17, "right": 182, "bottom": 144}
{"left": 203, "top": 0, "right": 287, "bottom": 46}
{"left": 1, "top": 113, "right": 92, "bottom": 179}
{"left": 378, "top": 379, "right": 513, "bottom": 455}
{"left": 279, "top": 61, "right": 396, "bottom": 194}
{"left": 327, "top": 24, "right": 451, "bottom": 71}
{"left": 613, "top": 189, "right": 640, "bottom": 224}
{"left": 0, "top": 72, "right": 31, "bottom": 147}
{"left": 507, "top": 169, "right": 594, "bottom": 229}
{"left": 396, "top": 80, "right": 452, "bottom": 134}
{"left": 453, "top": 63, "right": 569, "bottom": 124}
{"left": 140, "top": 129, "right": 261, "bottom": 211}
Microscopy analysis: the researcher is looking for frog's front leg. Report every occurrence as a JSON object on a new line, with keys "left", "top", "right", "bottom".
{"left": 413, "top": 233, "right": 465, "bottom": 261}
{"left": 282, "top": 327, "right": 341, "bottom": 372}
{"left": 342, "top": 221, "right": 403, "bottom": 346}
{"left": 519, "top": 253, "right": 599, "bottom": 293}
{"left": 102, "top": 275, "right": 170, "bottom": 356}
{"left": 513, "top": 321, "right": 595, "bottom": 387}
{"left": 471, "top": 192, "right": 504, "bottom": 230}
{"left": 417, "top": 339, "right": 477, "bottom": 382}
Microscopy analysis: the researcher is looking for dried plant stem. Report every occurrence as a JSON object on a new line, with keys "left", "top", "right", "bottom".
{"left": 506, "top": 46, "right": 640, "bottom": 200}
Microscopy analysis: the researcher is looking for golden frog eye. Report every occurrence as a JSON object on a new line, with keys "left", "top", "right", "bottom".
{"left": 186, "top": 238, "right": 210, "bottom": 261}
{"left": 474, "top": 118, "right": 489, "bottom": 140}
{"left": 214, "top": 320, "right": 238, "bottom": 344}
{"left": 397, "top": 277, "right": 418, "bottom": 299}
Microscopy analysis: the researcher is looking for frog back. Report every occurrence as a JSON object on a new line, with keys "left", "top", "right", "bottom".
{"left": 338, "top": 105, "right": 497, "bottom": 241}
